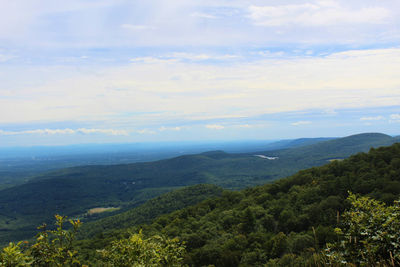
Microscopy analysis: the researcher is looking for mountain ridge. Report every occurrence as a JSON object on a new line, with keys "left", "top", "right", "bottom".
{"left": 76, "top": 141, "right": 400, "bottom": 265}
{"left": 0, "top": 132, "right": 398, "bottom": 243}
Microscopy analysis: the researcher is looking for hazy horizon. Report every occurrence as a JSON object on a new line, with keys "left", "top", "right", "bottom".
{"left": 0, "top": 131, "right": 396, "bottom": 150}
{"left": 1, "top": 1, "right": 400, "bottom": 146}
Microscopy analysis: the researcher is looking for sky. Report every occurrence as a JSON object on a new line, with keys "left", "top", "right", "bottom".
{"left": 0, "top": 0, "right": 400, "bottom": 146}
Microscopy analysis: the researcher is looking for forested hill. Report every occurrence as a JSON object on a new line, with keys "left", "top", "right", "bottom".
{"left": 254, "top": 132, "right": 399, "bottom": 163}
{"left": 77, "top": 184, "right": 223, "bottom": 239}
{"left": 250, "top": 137, "right": 335, "bottom": 151}
{"left": 0, "top": 132, "right": 398, "bottom": 244}
{"left": 77, "top": 142, "right": 400, "bottom": 266}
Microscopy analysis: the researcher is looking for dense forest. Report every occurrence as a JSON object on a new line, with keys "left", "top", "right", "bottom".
{"left": 0, "top": 133, "right": 398, "bottom": 244}
{"left": 2, "top": 142, "right": 400, "bottom": 266}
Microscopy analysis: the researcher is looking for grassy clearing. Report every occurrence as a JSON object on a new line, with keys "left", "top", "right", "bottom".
{"left": 87, "top": 207, "right": 120, "bottom": 215}
{"left": 328, "top": 158, "right": 344, "bottom": 162}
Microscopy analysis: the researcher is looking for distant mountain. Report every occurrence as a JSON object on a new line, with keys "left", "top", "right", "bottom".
{"left": 257, "top": 137, "right": 336, "bottom": 151}
{"left": 276, "top": 133, "right": 397, "bottom": 156}
{"left": 0, "top": 140, "right": 278, "bottom": 190}
{"left": 261, "top": 132, "right": 400, "bottom": 168}
{"left": 0, "top": 132, "right": 398, "bottom": 243}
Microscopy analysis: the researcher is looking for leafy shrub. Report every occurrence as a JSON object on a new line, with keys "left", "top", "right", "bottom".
{"left": 324, "top": 193, "right": 400, "bottom": 266}
{"left": 29, "top": 215, "right": 82, "bottom": 266}
{"left": 98, "top": 230, "right": 186, "bottom": 267}
{"left": 0, "top": 241, "right": 32, "bottom": 267}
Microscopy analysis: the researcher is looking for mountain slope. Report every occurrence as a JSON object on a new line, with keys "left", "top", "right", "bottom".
{"left": 274, "top": 132, "right": 396, "bottom": 158}
{"left": 0, "top": 132, "right": 398, "bottom": 243}
{"left": 78, "top": 184, "right": 223, "bottom": 239}
{"left": 258, "top": 137, "right": 336, "bottom": 151}
{"left": 265, "top": 132, "right": 399, "bottom": 168}
{"left": 91, "top": 142, "right": 400, "bottom": 266}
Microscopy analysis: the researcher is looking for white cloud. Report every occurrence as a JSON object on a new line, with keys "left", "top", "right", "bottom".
{"left": 291, "top": 121, "right": 312, "bottom": 126}
{"left": 391, "top": 114, "right": 400, "bottom": 119}
{"left": 206, "top": 124, "right": 225, "bottom": 130}
{"left": 360, "top": 116, "right": 384, "bottom": 121}
{"left": 0, "top": 128, "right": 128, "bottom": 136}
{"left": 327, "top": 48, "right": 400, "bottom": 59}
{"left": 0, "top": 129, "right": 75, "bottom": 135}
{"left": 257, "top": 51, "right": 285, "bottom": 58}
{"left": 135, "top": 129, "right": 156, "bottom": 135}
{"left": 248, "top": 2, "right": 391, "bottom": 27}
{"left": 1, "top": 1, "right": 399, "bottom": 144}
{"left": 159, "top": 126, "right": 182, "bottom": 131}
{"left": 130, "top": 57, "right": 178, "bottom": 64}
{"left": 0, "top": 0, "right": 398, "bottom": 48}
{"left": 130, "top": 53, "right": 239, "bottom": 63}
{"left": 390, "top": 114, "right": 400, "bottom": 123}
{"left": 2, "top": 47, "right": 400, "bottom": 128}
{"left": 174, "top": 52, "right": 239, "bottom": 61}
{"left": 237, "top": 124, "right": 251, "bottom": 128}
{"left": 76, "top": 128, "right": 129, "bottom": 136}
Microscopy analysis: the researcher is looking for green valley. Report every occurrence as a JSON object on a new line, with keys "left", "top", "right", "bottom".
{"left": 1, "top": 137, "right": 400, "bottom": 266}
{"left": 76, "top": 141, "right": 400, "bottom": 266}
{"left": 0, "top": 133, "right": 398, "bottom": 246}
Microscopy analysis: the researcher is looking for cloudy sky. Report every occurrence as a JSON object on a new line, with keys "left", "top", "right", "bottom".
{"left": 1, "top": 0, "right": 400, "bottom": 146}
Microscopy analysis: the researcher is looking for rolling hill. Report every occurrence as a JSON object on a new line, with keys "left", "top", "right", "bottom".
{"left": 0, "top": 132, "right": 398, "bottom": 243}
{"left": 76, "top": 141, "right": 400, "bottom": 266}
{"left": 78, "top": 184, "right": 223, "bottom": 237}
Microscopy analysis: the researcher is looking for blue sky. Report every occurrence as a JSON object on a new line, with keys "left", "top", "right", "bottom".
{"left": 0, "top": 0, "right": 400, "bottom": 146}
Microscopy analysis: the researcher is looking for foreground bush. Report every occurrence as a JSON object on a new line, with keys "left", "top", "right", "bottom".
{"left": 98, "top": 230, "right": 186, "bottom": 267}
{"left": 0, "top": 215, "right": 186, "bottom": 267}
{"left": 324, "top": 193, "right": 400, "bottom": 266}
{"left": 1, "top": 215, "right": 81, "bottom": 267}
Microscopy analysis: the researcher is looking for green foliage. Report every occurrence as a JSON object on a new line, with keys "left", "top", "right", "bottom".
{"left": 2, "top": 136, "right": 400, "bottom": 266}
{"left": 324, "top": 193, "right": 400, "bottom": 266}
{"left": 1, "top": 215, "right": 188, "bottom": 267}
{"left": 74, "top": 184, "right": 223, "bottom": 262}
{"left": 1, "top": 133, "right": 397, "bottom": 244}
{"left": 0, "top": 215, "right": 82, "bottom": 266}
{"left": 0, "top": 242, "right": 32, "bottom": 266}
{"left": 78, "top": 184, "right": 223, "bottom": 240}
{"left": 98, "top": 230, "right": 186, "bottom": 267}
{"left": 91, "top": 142, "right": 400, "bottom": 266}
{"left": 29, "top": 215, "right": 82, "bottom": 266}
